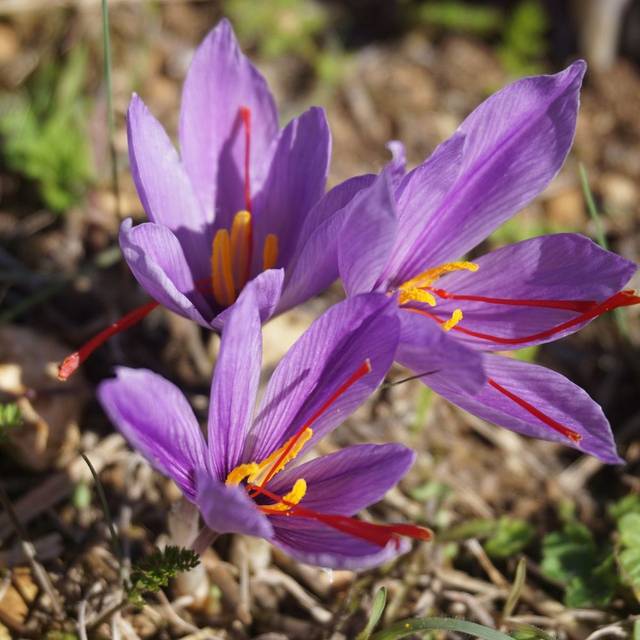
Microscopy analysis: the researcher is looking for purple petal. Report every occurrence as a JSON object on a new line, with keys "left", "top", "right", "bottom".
{"left": 119, "top": 219, "right": 211, "bottom": 327}
{"left": 271, "top": 519, "right": 410, "bottom": 570}
{"left": 208, "top": 285, "right": 262, "bottom": 479}
{"left": 98, "top": 368, "right": 207, "bottom": 500}
{"left": 269, "top": 443, "right": 414, "bottom": 515}
{"left": 396, "top": 309, "right": 486, "bottom": 394}
{"left": 427, "top": 353, "right": 622, "bottom": 463}
{"left": 338, "top": 170, "right": 398, "bottom": 295}
{"left": 278, "top": 174, "right": 375, "bottom": 313}
{"left": 397, "top": 61, "right": 586, "bottom": 279}
{"left": 386, "top": 140, "right": 407, "bottom": 187}
{"left": 252, "top": 107, "right": 331, "bottom": 270}
{"left": 211, "top": 267, "right": 284, "bottom": 331}
{"left": 179, "top": 19, "right": 279, "bottom": 219}
{"left": 127, "top": 95, "right": 210, "bottom": 281}
{"left": 385, "top": 133, "right": 465, "bottom": 282}
{"left": 195, "top": 472, "right": 274, "bottom": 538}
{"left": 428, "top": 233, "right": 637, "bottom": 350}
{"left": 246, "top": 294, "right": 400, "bottom": 462}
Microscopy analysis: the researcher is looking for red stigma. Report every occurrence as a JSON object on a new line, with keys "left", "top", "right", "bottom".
{"left": 408, "top": 290, "right": 640, "bottom": 347}
{"left": 249, "top": 484, "right": 432, "bottom": 548}
{"left": 257, "top": 359, "right": 373, "bottom": 489}
{"left": 57, "top": 300, "right": 159, "bottom": 380}
{"left": 430, "top": 288, "right": 597, "bottom": 313}
{"left": 488, "top": 378, "right": 582, "bottom": 443}
{"left": 239, "top": 105, "right": 252, "bottom": 213}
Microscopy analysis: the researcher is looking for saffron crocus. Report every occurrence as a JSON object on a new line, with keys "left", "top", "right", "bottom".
{"left": 338, "top": 60, "right": 639, "bottom": 463}
{"left": 98, "top": 286, "right": 431, "bottom": 569}
{"left": 59, "top": 19, "right": 370, "bottom": 379}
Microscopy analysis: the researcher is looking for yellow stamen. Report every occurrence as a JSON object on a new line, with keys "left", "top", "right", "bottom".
{"left": 225, "top": 427, "right": 313, "bottom": 487}
{"left": 264, "top": 478, "right": 307, "bottom": 512}
{"left": 442, "top": 308, "right": 463, "bottom": 331}
{"left": 230, "top": 210, "right": 252, "bottom": 291}
{"left": 250, "top": 427, "right": 313, "bottom": 485}
{"left": 398, "top": 288, "right": 437, "bottom": 307}
{"left": 263, "top": 233, "right": 279, "bottom": 270}
{"left": 225, "top": 462, "right": 260, "bottom": 487}
{"left": 211, "top": 229, "right": 236, "bottom": 307}
{"left": 401, "top": 261, "right": 479, "bottom": 291}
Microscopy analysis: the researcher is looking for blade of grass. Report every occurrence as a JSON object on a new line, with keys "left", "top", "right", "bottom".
{"left": 356, "top": 587, "right": 387, "bottom": 640}
{"left": 579, "top": 162, "right": 628, "bottom": 337}
{"left": 371, "top": 617, "right": 515, "bottom": 640}
{"left": 82, "top": 453, "right": 123, "bottom": 566}
{"left": 102, "top": 0, "right": 121, "bottom": 218}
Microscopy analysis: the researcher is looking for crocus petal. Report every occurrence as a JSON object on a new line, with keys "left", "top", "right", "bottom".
{"left": 211, "top": 267, "right": 284, "bottom": 331}
{"left": 397, "top": 61, "right": 586, "bottom": 278}
{"left": 396, "top": 309, "right": 486, "bottom": 394}
{"left": 338, "top": 170, "right": 398, "bottom": 295}
{"left": 427, "top": 353, "right": 622, "bottom": 463}
{"left": 247, "top": 294, "right": 399, "bottom": 462}
{"left": 269, "top": 443, "right": 414, "bottom": 515}
{"left": 119, "top": 219, "right": 211, "bottom": 327}
{"left": 429, "top": 234, "right": 638, "bottom": 350}
{"left": 98, "top": 368, "right": 208, "bottom": 500}
{"left": 252, "top": 107, "right": 331, "bottom": 269}
{"left": 179, "top": 19, "right": 279, "bottom": 219}
{"left": 385, "top": 133, "right": 465, "bottom": 282}
{"left": 271, "top": 519, "right": 410, "bottom": 570}
{"left": 195, "top": 472, "right": 274, "bottom": 538}
{"left": 208, "top": 285, "right": 262, "bottom": 479}
{"left": 127, "top": 95, "right": 210, "bottom": 281}
{"left": 278, "top": 174, "right": 375, "bottom": 313}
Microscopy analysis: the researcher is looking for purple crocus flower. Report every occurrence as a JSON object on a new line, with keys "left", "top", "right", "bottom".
{"left": 59, "top": 19, "right": 367, "bottom": 379}
{"left": 98, "top": 286, "right": 432, "bottom": 569}
{"left": 337, "top": 61, "right": 639, "bottom": 464}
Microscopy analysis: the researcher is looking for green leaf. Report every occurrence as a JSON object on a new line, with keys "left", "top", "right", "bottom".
{"left": 564, "top": 554, "right": 617, "bottom": 608}
{"left": 619, "top": 513, "right": 640, "bottom": 549}
{"left": 610, "top": 494, "right": 640, "bottom": 521}
{"left": 356, "top": 587, "right": 387, "bottom": 640}
{"left": 615, "top": 510, "right": 640, "bottom": 599}
{"left": 371, "top": 617, "right": 514, "bottom": 640}
{"left": 485, "top": 517, "right": 535, "bottom": 559}
{"left": 541, "top": 521, "right": 617, "bottom": 607}
{"left": 617, "top": 547, "right": 640, "bottom": 598}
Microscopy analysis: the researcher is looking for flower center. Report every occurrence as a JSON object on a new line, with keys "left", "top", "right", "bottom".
{"left": 396, "top": 261, "right": 640, "bottom": 446}
{"left": 225, "top": 359, "right": 373, "bottom": 517}
{"left": 396, "top": 261, "right": 479, "bottom": 331}
{"left": 209, "top": 106, "right": 279, "bottom": 308}
{"left": 225, "top": 427, "right": 313, "bottom": 511}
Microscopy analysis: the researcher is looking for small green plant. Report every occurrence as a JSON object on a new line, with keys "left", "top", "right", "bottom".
{"left": 0, "top": 402, "right": 22, "bottom": 440}
{"left": 541, "top": 520, "right": 617, "bottom": 608}
{"left": 415, "top": 1, "right": 504, "bottom": 36}
{"left": 225, "top": 0, "right": 348, "bottom": 91}
{"left": 441, "top": 516, "right": 535, "bottom": 558}
{"left": 498, "top": 0, "right": 548, "bottom": 76}
{"left": 0, "top": 47, "right": 93, "bottom": 213}
{"left": 610, "top": 493, "right": 640, "bottom": 602}
{"left": 127, "top": 545, "right": 200, "bottom": 607}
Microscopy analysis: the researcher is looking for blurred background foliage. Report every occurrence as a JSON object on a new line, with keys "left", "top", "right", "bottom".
{"left": 2, "top": 0, "right": 639, "bottom": 216}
